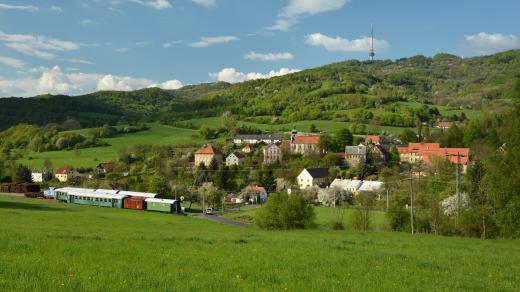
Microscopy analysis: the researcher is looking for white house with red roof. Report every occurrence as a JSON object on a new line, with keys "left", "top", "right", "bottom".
{"left": 194, "top": 144, "right": 223, "bottom": 167}
{"left": 55, "top": 167, "right": 79, "bottom": 183}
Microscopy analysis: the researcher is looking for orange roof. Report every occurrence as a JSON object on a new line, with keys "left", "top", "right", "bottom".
{"left": 195, "top": 144, "right": 222, "bottom": 155}
{"left": 56, "top": 167, "right": 72, "bottom": 174}
{"left": 293, "top": 135, "right": 320, "bottom": 145}
{"left": 436, "top": 121, "right": 453, "bottom": 128}
{"left": 366, "top": 135, "right": 381, "bottom": 143}
{"left": 399, "top": 143, "right": 470, "bottom": 165}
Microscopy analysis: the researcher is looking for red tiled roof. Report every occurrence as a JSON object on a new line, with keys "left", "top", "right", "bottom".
{"left": 195, "top": 144, "right": 222, "bottom": 155}
{"left": 98, "top": 162, "right": 115, "bottom": 170}
{"left": 399, "top": 143, "right": 470, "bottom": 165}
{"left": 435, "top": 121, "right": 453, "bottom": 128}
{"left": 366, "top": 135, "right": 381, "bottom": 143}
{"left": 293, "top": 135, "right": 320, "bottom": 145}
{"left": 56, "top": 167, "right": 72, "bottom": 174}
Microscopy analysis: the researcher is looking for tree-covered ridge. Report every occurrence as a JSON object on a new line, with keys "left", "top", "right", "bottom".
{"left": 1, "top": 50, "right": 519, "bottom": 130}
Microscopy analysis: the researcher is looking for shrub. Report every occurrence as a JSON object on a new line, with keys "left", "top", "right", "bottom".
{"left": 255, "top": 193, "right": 315, "bottom": 230}
{"left": 387, "top": 205, "right": 410, "bottom": 231}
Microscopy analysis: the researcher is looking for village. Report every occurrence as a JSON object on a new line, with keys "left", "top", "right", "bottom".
{"left": 27, "top": 124, "right": 471, "bottom": 210}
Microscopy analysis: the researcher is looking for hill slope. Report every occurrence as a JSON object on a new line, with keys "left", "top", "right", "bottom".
{"left": 1, "top": 50, "right": 519, "bottom": 130}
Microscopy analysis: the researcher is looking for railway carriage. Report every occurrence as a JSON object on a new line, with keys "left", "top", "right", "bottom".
{"left": 145, "top": 198, "right": 183, "bottom": 214}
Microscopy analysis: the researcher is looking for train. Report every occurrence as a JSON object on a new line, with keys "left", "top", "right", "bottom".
{"left": 54, "top": 187, "right": 184, "bottom": 214}
{"left": 0, "top": 182, "right": 44, "bottom": 198}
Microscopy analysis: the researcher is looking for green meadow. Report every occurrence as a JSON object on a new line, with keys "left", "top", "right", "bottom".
{"left": 18, "top": 123, "right": 204, "bottom": 169}
{"left": 0, "top": 195, "right": 518, "bottom": 291}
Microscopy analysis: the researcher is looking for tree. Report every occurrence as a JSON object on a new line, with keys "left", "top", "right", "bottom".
{"left": 149, "top": 173, "right": 170, "bottom": 197}
{"left": 13, "top": 164, "right": 31, "bottom": 183}
{"left": 309, "top": 123, "right": 318, "bottom": 133}
{"left": 332, "top": 128, "right": 353, "bottom": 152}
{"left": 352, "top": 192, "right": 376, "bottom": 231}
{"left": 255, "top": 193, "right": 315, "bottom": 230}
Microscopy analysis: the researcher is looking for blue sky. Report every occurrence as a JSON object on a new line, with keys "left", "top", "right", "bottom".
{"left": 0, "top": 0, "right": 519, "bottom": 96}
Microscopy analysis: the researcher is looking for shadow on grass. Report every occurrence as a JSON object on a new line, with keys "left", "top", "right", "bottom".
{"left": 0, "top": 201, "right": 73, "bottom": 212}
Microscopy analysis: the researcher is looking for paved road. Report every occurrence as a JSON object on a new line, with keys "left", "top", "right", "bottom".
{"left": 200, "top": 214, "right": 251, "bottom": 227}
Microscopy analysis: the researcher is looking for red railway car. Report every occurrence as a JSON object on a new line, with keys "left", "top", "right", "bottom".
{"left": 123, "top": 196, "right": 146, "bottom": 210}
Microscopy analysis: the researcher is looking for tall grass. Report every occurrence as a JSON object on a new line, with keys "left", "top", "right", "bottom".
{"left": 0, "top": 196, "right": 518, "bottom": 291}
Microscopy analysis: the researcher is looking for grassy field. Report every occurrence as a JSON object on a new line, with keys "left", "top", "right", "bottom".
{"left": 223, "top": 206, "right": 390, "bottom": 231}
{"left": 181, "top": 117, "right": 411, "bottom": 135}
{"left": 18, "top": 123, "right": 204, "bottom": 169}
{"left": 1, "top": 195, "right": 518, "bottom": 291}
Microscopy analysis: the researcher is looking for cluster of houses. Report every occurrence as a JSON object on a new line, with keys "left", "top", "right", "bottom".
{"left": 31, "top": 163, "right": 116, "bottom": 183}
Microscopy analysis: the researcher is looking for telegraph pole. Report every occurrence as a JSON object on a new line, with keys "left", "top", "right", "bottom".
{"left": 455, "top": 152, "right": 461, "bottom": 218}
{"left": 409, "top": 166, "right": 414, "bottom": 235}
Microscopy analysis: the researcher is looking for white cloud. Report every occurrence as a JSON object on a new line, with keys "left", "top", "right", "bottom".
{"left": 115, "top": 47, "right": 130, "bottom": 53}
{"left": 269, "top": 0, "right": 348, "bottom": 31}
{"left": 0, "top": 56, "right": 26, "bottom": 68}
{"left": 192, "top": 0, "right": 216, "bottom": 8}
{"left": 5, "top": 43, "right": 57, "bottom": 60}
{"left": 149, "top": 79, "right": 184, "bottom": 90}
{"left": 305, "top": 33, "right": 389, "bottom": 53}
{"left": 79, "top": 19, "right": 96, "bottom": 26}
{"left": 209, "top": 67, "right": 300, "bottom": 83}
{"left": 49, "top": 6, "right": 62, "bottom": 12}
{"left": 0, "top": 3, "right": 38, "bottom": 11}
{"left": 129, "top": 0, "right": 172, "bottom": 10}
{"left": 190, "top": 36, "right": 239, "bottom": 48}
{"left": 461, "top": 32, "right": 519, "bottom": 54}
{"left": 67, "top": 58, "right": 93, "bottom": 65}
{"left": 162, "top": 40, "right": 185, "bottom": 48}
{"left": 0, "top": 66, "right": 184, "bottom": 97}
{"left": 245, "top": 51, "right": 294, "bottom": 61}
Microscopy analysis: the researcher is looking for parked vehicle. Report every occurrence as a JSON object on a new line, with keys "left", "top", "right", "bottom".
{"left": 204, "top": 208, "right": 213, "bottom": 215}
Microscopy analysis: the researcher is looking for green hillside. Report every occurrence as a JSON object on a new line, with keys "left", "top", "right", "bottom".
{"left": 1, "top": 195, "right": 518, "bottom": 290}
{"left": 1, "top": 50, "right": 519, "bottom": 131}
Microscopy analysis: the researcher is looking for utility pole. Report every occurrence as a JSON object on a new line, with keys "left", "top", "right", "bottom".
{"left": 386, "top": 187, "right": 390, "bottom": 211}
{"left": 455, "top": 152, "right": 461, "bottom": 218}
{"left": 409, "top": 166, "right": 414, "bottom": 235}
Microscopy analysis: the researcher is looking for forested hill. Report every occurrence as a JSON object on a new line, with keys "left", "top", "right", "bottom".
{"left": 1, "top": 50, "right": 519, "bottom": 130}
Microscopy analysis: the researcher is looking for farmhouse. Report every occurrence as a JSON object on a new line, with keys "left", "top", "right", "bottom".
{"left": 96, "top": 162, "right": 116, "bottom": 174}
{"left": 297, "top": 168, "right": 329, "bottom": 189}
{"left": 233, "top": 134, "right": 282, "bottom": 145}
{"left": 31, "top": 171, "right": 43, "bottom": 183}
{"left": 365, "top": 135, "right": 381, "bottom": 145}
{"left": 226, "top": 152, "right": 245, "bottom": 166}
{"left": 194, "top": 144, "right": 223, "bottom": 167}
{"left": 291, "top": 135, "right": 321, "bottom": 155}
{"left": 263, "top": 144, "right": 282, "bottom": 164}
{"left": 434, "top": 121, "right": 453, "bottom": 129}
{"left": 55, "top": 167, "right": 79, "bottom": 183}
{"left": 397, "top": 142, "right": 470, "bottom": 171}
{"left": 241, "top": 185, "right": 268, "bottom": 203}
{"left": 330, "top": 179, "right": 384, "bottom": 195}
{"left": 345, "top": 145, "right": 367, "bottom": 167}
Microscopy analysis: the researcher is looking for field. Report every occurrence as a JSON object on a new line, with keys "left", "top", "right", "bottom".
{"left": 223, "top": 206, "right": 390, "bottom": 231}
{"left": 1, "top": 195, "right": 518, "bottom": 291}
{"left": 18, "top": 123, "right": 204, "bottom": 169}
{"left": 180, "top": 117, "right": 413, "bottom": 135}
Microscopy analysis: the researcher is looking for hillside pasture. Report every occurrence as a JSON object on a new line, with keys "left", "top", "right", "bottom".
{"left": 0, "top": 195, "right": 518, "bottom": 291}
{"left": 18, "top": 123, "right": 203, "bottom": 169}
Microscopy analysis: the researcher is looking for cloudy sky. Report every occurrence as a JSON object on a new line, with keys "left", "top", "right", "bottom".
{"left": 0, "top": 0, "right": 519, "bottom": 97}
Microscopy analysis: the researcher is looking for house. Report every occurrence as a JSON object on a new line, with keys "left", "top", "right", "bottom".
{"left": 241, "top": 144, "right": 253, "bottom": 154}
{"left": 345, "top": 144, "right": 367, "bottom": 167}
{"left": 329, "top": 179, "right": 384, "bottom": 195}
{"left": 297, "top": 168, "right": 329, "bottom": 189}
{"left": 96, "top": 162, "right": 115, "bottom": 174}
{"left": 330, "top": 178, "right": 363, "bottom": 193}
{"left": 365, "top": 135, "right": 381, "bottom": 145}
{"left": 241, "top": 185, "right": 268, "bottom": 203}
{"left": 194, "top": 144, "right": 223, "bottom": 167}
{"left": 31, "top": 171, "right": 44, "bottom": 183}
{"left": 434, "top": 121, "right": 453, "bottom": 129}
{"left": 397, "top": 142, "right": 470, "bottom": 171}
{"left": 263, "top": 144, "right": 282, "bottom": 164}
{"left": 291, "top": 135, "right": 321, "bottom": 155}
{"left": 366, "top": 144, "right": 386, "bottom": 165}
{"left": 226, "top": 152, "right": 245, "bottom": 166}
{"left": 233, "top": 134, "right": 282, "bottom": 145}
{"left": 55, "top": 167, "right": 79, "bottom": 183}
